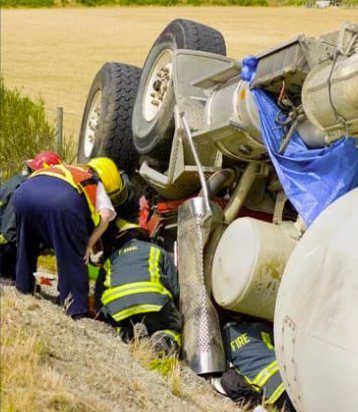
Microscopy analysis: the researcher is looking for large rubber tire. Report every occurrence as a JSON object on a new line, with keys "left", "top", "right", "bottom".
{"left": 77, "top": 62, "right": 142, "bottom": 176}
{"left": 132, "top": 19, "right": 226, "bottom": 161}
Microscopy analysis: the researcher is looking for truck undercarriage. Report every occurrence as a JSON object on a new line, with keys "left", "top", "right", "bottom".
{"left": 77, "top": 19, "right": 358, "bottom": 412}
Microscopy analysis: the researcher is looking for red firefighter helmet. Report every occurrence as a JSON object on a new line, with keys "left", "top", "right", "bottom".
{"left": 25, "top": 151, "right": 62, "bottom": 170}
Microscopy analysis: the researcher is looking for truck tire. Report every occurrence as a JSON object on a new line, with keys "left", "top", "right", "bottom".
{"left": 132, "top": 19, "right": 226, "bottom": 161}
{"left": 77, "top": 62, "right": 142, "bottom": 175}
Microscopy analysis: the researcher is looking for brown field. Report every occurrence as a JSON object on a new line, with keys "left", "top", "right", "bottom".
{"left": 2, "top": 7, "right": 358, "bottom": 138}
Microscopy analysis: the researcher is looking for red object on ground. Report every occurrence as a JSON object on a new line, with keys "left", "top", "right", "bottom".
{"left": 40, "top": 277, "right": 53, "bottom": 286}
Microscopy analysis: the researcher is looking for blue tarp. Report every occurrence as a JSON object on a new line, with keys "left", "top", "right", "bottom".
{"left": 251, "top": 88, "right": 358, "bottom": 226}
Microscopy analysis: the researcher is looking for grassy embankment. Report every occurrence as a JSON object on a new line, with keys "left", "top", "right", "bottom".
{"left": 1, "top": 77, "right": 76, "bottom": 182}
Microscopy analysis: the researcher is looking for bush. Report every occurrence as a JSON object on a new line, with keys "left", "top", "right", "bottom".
{"left": 228, "top": 0, "right": 268, "bottom": 5}
{"left": 1, "top": 77, "right": 56, "bottom": 182}
{"left": 118, "top": 0, "right": 179, "bottom": 5}
{"left": 1, "top": 0, "right": 53, "bottom": 7}
{"left": 76, "top": 0, "right": 118, "bottom": 6}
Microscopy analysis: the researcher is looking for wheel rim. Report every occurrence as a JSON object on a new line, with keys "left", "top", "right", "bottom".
{"left": 83, "top": 90, "right": 102, "bottom": 158}
{"left": 142, "top": 49, "right": 173, "bottom": 122}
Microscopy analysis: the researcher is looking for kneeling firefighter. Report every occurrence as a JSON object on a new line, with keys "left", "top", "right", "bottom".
{"left": 13, "top": 157, "right": 128, "bottom": 319}
{"left": 215, "top": 320, "right": 296, "bottom": 412}
{"left": 94, "top": 218, "right": 182, "bottom": 356}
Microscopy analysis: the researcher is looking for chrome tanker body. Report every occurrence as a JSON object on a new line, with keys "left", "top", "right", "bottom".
{"left": 78, "top": 20, "right": 358, "bottom": 412}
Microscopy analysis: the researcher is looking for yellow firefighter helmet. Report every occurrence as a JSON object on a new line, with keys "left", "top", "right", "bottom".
{"left": 87, "top": 157, "right": 128, "bottom": 207}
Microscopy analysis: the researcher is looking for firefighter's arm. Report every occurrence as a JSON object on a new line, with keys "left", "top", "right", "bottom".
{"left": 162, "top": 251, "right": 180, "bottom": 301}
{"left": 84, "top": 208, "right": 114, "bottom": 265}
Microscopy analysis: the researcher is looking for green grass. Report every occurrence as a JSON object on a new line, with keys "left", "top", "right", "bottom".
{"left": 0, "top": 0, "right": 273, "bottom": 7}
{"left": 1, "top": 76, "right": 77, "bottom": 182}
{"left": 1, "top": 0, "right": 53, "bottom": 6}
{"left": 1, "top": 76, "right": 57, "bottom": 182}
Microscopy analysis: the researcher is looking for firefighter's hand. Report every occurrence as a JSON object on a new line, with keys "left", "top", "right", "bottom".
{"left": 90, "top": 250, "right": 103, "bottom": 264}
{"left": 83, "top": 245, "right": 92, "bottom": 265}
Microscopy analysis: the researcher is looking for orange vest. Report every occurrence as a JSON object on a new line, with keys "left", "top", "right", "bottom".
{"left": 30, "top": 164, "right": 101, "bottom": 226}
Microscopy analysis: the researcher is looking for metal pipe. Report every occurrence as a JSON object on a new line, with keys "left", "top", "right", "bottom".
{"left": 180, "top": 112, "right": 211, "bottom": 213}
{"left": 223, "top": 162, "right": 259, "bottom": 224}
{"left": 198, "top": 169, "right": 235, "bottom": 199}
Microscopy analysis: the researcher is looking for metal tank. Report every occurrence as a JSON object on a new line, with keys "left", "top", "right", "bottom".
{"left": 211, "top": 217, "right": 298, "bottom": 320}
{"left": 274, "top": 187, "right": 358, "bottom": 412}
{"left": 302, "top": 53, "right": 358, "bottom": 142}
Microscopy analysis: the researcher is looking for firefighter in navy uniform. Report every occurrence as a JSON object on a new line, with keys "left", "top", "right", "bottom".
{"left": 95, "top": 218, "right": 182, "bottom": 356}
{"left": 220, "top": 320, "right": 296, "bottom": 412}
{"left": 0, "top": 151, "right": 63, "bottom": 279}
{"left": 13, "top": 157, "right": 127, "bottom": 319}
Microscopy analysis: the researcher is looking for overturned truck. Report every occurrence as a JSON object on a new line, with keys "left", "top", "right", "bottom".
{"left": 77, "top": 20, "right": 358, "bottom": 412}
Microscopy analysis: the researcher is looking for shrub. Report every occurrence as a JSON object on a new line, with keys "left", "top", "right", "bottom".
{"left": 1, "top": 0, "right": 53, "bottom": 7}
{"left": 228, "top": 0, "right": 268, "bottom": 5}
{"left": 76, "top": 0, "right": 118, "bottom": 6}
{"left": 187, "top": 0, "right": 202, "bottom": 6}
{"left": 0, "top": 76, "right": 56, "bottom": 182}
{"left": 118, "top": 0, "right": 179, "bottom": 5}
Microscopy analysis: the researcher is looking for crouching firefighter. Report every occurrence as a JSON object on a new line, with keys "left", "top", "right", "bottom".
{"left": 217, "top": 320, "right": 296, "bottom": 412}
{"left": 13, "top": 157, "right": 125, "bottom": 319}
{"left": 94, "top": 218, "right": 182, "bottom": 356}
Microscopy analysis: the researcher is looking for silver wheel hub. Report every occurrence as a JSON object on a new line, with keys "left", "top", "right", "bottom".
{"left": 143, "top": 50, "right": 173, "bottom": 122}
{"left": 84, "top": 90, "right": 102, "bottom": 158}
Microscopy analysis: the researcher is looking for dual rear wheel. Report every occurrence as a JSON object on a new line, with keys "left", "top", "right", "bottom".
{"left": 77, "top": 19, "right": 226, "bottom": 177}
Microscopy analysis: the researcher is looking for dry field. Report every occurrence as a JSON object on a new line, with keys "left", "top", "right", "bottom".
{"left": 1, "top": 7, "right": 358, "bottom": 138}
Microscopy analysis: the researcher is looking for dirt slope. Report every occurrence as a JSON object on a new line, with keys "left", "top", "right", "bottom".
{"left": 1, "top": 284, "right": 245, "bottom": 412}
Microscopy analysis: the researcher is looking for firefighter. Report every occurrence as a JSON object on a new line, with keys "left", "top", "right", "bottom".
{"left": 13, "top": 157, "right": 127, "bottom": 320}
{"left": 217, "top": 320, "right": 296, "bottom": 412}
{"left": 94, "top": 218, "right": 182, "bottom": 356}
{"left": 1, "top": 151, "right": 63, "bottom": 279}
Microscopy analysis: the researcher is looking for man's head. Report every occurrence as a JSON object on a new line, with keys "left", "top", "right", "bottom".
{"left": 25, "top": 151, "right": 63, "bottom": 171}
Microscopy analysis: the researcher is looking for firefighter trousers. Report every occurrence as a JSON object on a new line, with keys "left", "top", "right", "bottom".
{"left": 13, "top": 176, "right": 92, "bottom": 317}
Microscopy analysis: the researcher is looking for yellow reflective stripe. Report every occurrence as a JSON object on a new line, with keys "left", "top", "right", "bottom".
{"left": 32, "top": 165, "right": 100, "bottom": 226}
{"left": 58, "top": 165, "right": 79, "bottom": 190}
{"left": 102, "top": 281, "right": 172, "bottom": 305}
{"left": 158, "top": 329, "right": 182, "bottom": 346}
{"left": 253, "top": 360, "right": 279, "bottom": 387}
{"left": 55, "top": 166, "right": 100, "bottom": 226}
{"left": 35, "top": 165, "right": 82, "bottom": 193}
{"left": 112, "top": 304, "right": 162, "bottom": 322}
{"left": 103, "top": 259, "right": 112, "bottom": 289}
{"left": 0, "top": 234, "right": 9, "bottom": 245}
{"left": 0, "top": 200, "right": 3, "bottom": 207}
{"left": 149, "top": 246, "right": 161, "bottom": 284}
{"left": 261, "top": 332, "right": 274, "bottom": 350}
{"left": 232, "top": 367, "right": 257, "bottom": 389}
{"left": 266, "top": 382, "right": 285, "bottom": 405}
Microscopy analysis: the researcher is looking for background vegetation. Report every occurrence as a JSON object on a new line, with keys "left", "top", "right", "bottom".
{"left": 1, "top": 77, "right": 76, "bottom": 183}
{"left": 2, "top": 0, "right": 358, "bottom": 10}
{"left": 0, "top": 0, "right": 274, "bottom": 6}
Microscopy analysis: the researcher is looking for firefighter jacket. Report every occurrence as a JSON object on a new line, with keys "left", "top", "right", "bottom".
{"left": 30, "top": 164, "right": 101, "bottom": 226}
{"left": 1, "top": 172, "right": 28, "bottom": 244}
{"left": 222, "top": 321, "right": 286, "bottom": 405}
{"left": 99, "top": 239, "right": 179, "bottom": 323}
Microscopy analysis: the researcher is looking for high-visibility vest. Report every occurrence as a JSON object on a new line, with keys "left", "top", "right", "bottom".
{"left": 100, "top": 239, "right": 179, "bottom": 323}
{"left": 223, "top": 321, "right": 286, "bottom": 405}
{"left": 30, "top": 164, "right": 100, "bottom": 226}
